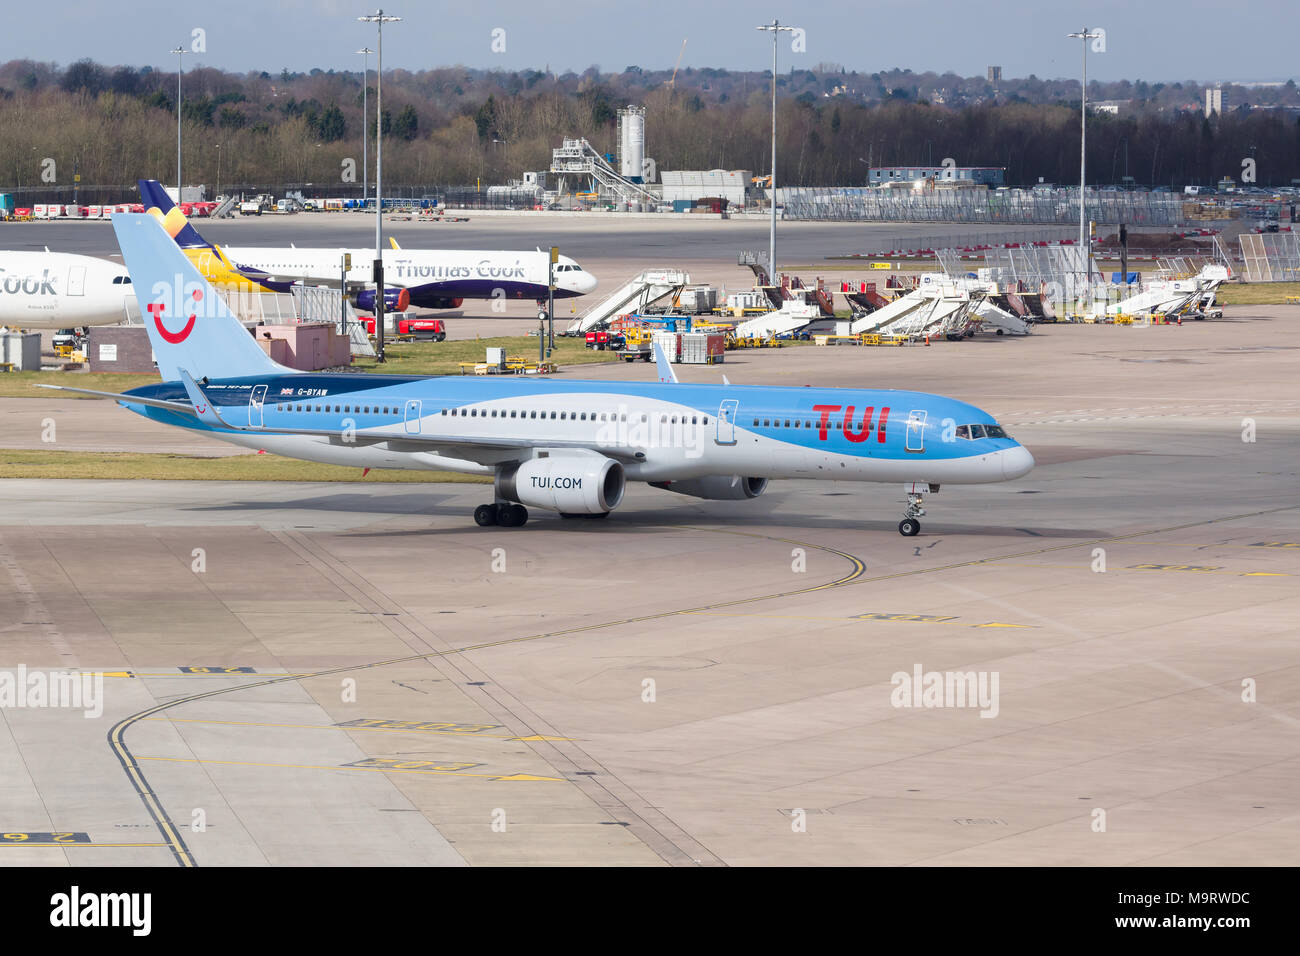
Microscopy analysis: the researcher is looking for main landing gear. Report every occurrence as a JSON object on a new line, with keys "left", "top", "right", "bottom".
{"left": 898, "top": 489, "right": 927, "bottom": 537}
{"left": 474, "top": 502, "right": 529, "bottom": 527}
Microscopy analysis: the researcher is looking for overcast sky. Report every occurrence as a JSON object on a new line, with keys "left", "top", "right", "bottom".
{"left": 6, "top": 0, "right": 1293, "bottom": 84}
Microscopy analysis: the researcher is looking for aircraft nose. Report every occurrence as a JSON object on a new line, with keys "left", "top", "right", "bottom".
{"left": 1000, "top": 444, "right": 1035, "bottom": 480}
{"left": 579, "top": 271, "right": 598, "bottom": 293}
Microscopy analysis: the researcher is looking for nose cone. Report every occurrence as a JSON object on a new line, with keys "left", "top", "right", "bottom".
{"left": 577, "top": 271, "right": 597, "bottom": 294}
{"left": 1000, "top": 444, "right": 1035, "bottom": 480}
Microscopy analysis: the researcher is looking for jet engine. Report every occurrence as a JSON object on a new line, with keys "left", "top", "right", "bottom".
{"left": 420, "top": 296, "right": 464, "bottom": 310}
{"left": 352, "top": 286, "right": 411, "bottom": 313}
{"left": 649, "top": 476, "right": 768, "bottom": 500}
{"left": 496, "top": 454, "right": 625, "bottom": 515}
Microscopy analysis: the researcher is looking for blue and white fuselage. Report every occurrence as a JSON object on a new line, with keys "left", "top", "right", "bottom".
{"left": 121, "top": 373, "right": 1031, "bottom": 487}
{"left": 44, "top": 214, "right": 1033, "bottom": 535}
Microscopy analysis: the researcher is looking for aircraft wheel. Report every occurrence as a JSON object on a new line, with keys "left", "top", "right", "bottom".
{"left": 537, "top": 309, "right": 549, "bottom": 321}
{"left": 474, "top": 504, "right": 497, "bottom": 527}
{"left": 996, "top": 328, "right": 1005, "bottom": 336}
{"left": 898, "top": 518, "right": 921, "bottom": 537}
{"left": 497, "top": 503, "right": 528, "bottom": 527}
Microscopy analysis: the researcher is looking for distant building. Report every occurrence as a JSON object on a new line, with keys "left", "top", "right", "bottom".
{"left": 1091, "top": 99, "right": 1127, "bottom": 115}
{"left": 868, "top": 166, "right": 1005, "bottom": 187}
{"left": 1206, "top": 86, "right": 1224, "bottom": 116}
{"left": 660, "top": 170, "right": 751, "bottom": 206}
{"left": 987, "top": 66, "right": 1002, "bottom": 85}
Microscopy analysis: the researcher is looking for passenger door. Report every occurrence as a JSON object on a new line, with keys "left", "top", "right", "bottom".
{"left": 67, "top": 266, "right": 86, "bottom": 296}
{"left": 716, "top": 399, "right": 738, "bottom": 445}
{"left": 248, "top": 385, "right": 267, "bottom": 428}
{"left": 404, "top": 399, "right": 422, "bottom": 434}
{"left": 905, "top": 409, "right": 927, "bottom": 453}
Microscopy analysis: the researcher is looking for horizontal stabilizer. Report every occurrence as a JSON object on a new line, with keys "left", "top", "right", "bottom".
{"left": 34, "top": 384, "right": 195, "bottom": 414}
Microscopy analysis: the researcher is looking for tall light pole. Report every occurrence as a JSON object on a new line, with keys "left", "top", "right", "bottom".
{"left": 170, "top": 45, "right": 187, "bottom": 201}
{"left": 757, "top": 19, "right": 796, "bottom": 285}
{"left": 358, "top": 11, "right": 400, "bottom": 363}
{"left": 1067, "top": 28, "right": 1101, "bottom": 311}
{"left": 356, "top": 47, "right": 373, "bottom": 207}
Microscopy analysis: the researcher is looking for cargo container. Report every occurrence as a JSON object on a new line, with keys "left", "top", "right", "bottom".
{"left": 679, "top": 332, "right": 725, "bottom": 364}
{"left": 653, "top": 331, "right": 681, "bottom": 362}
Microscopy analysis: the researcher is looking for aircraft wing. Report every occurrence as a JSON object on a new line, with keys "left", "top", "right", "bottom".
{"left": 175, "top": 370, "right": 646, "bottom": 465}
{"left": 252, "top": 272, "right": 415, "bottom": 292}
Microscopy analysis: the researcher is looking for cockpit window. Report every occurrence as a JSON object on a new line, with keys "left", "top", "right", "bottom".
{"left": 984, "top": 424, "right": 1008, "bottom": 439}
{"left": 969, "top": 424, "right": 986, "bottom": 439}
{"left": 955, "top": 424, "right": 969, "bottom": 439}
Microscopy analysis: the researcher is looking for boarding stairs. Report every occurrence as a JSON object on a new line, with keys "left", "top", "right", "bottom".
{"left": 566, "top": 269, "right": 690, "bottom": 333}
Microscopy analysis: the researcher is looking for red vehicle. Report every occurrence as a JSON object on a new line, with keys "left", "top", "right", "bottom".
{"left": 359, "top": 316, "right": 446, "bottom": 341}
{"left": 585, "top": 330, "right": 626, "bottom": 351}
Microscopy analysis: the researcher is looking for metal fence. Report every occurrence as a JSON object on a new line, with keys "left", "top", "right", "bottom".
{"left": 781, "top": 187, "right": 1186, "bottom": 226}
{"left": 841, "top": 227, "right": 1076, "bottom": 254}
{"left": 1239, "top": 232, "right": 1300, "bottom": 282}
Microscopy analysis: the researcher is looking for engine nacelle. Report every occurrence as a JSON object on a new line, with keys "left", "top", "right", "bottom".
{"left": 420, "top": 296, "right": 463, "bottom": 310}
{"left": 352, "top": 286, "right": 411, "bottom": 313}
{"left": 649, "top": 475, "right": 768, "bottom": 500}
{"left": 497, "top": 455, "right": 625, "bottom": 514}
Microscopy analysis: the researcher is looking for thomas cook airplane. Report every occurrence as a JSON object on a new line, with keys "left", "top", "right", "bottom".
{"left": 139, "top": 179, "right": 596, "bottom": 318}
{"left": 39, "top": 214, "right": 1033, "bottom": 535}
{"left": 0, "top": 250, "right": 136, "bottom": 329}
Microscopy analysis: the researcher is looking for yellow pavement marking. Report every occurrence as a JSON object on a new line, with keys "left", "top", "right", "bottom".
{"left": 144, "top": 716, "right": 574, "bottom": 742}
{"left": 987, "top": 560, "right": 1293, "bottom": 577}
{"left": 135, "top": 754, "right": 563, "bottom": 782}
{"left": 0, "top": 842, "right": 172, "bottom": 848}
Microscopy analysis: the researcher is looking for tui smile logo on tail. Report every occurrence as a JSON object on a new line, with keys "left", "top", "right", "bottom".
{"left": 146, "top": 288, "right": 202, "bottom": 343}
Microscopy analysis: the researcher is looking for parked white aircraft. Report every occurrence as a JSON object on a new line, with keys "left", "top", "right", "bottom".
{"left": 0, "top": 251, "right": 135, "bottom": 329}
{"left": 140, "top": 180, "right": 596, "bottom": 317}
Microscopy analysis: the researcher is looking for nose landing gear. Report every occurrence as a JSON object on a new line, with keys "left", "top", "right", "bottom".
{"left": 898, "top": 490, "right": 926, "bottom": 536}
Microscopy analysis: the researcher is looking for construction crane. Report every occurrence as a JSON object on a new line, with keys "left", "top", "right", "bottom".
{"left": 667, "top": 38, "right": 687, "bottom": 90}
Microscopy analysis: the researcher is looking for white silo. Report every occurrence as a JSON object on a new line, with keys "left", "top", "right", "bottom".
{"left": 618, "top": 106, "right": 646, "bottom": 182}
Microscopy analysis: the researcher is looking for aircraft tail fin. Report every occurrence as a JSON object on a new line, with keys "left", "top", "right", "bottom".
{"left": 111, "top": 213, "right": 292, "bottom": 382}
{"left": 138, "top": 179, "right": 214, "bottom": 250}
{"left": 653, "top": 340, "right": 679, "bottom": 384}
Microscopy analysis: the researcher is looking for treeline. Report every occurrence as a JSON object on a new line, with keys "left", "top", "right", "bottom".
{"left": 1, "top": 58, "right": 1298, "bottom": 193}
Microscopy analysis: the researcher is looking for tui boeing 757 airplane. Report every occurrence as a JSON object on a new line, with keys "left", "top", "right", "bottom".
{"left": 40, "top": 214, "right": 1033, "bottom": 535}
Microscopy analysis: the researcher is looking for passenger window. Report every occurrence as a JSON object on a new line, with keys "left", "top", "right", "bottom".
{"left": 753, "top": 419, "right": 760, "bottom": 426}
{"left": 703, "top": 417, "right": 708, "bottom": 425}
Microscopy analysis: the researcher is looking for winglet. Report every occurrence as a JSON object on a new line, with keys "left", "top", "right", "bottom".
{"left": 652, "top": 341, "right": 678, "bottom": 384}
{"left": 177, "top": 369, "right": 233, "bottom": 428}
{"left": 389, "top": 237, "right": 401, "bottom": 250}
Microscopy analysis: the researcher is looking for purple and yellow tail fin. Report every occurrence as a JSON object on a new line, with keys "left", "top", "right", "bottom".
{"left": 138, "top": 179, "right": 214, "bottom": 250}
